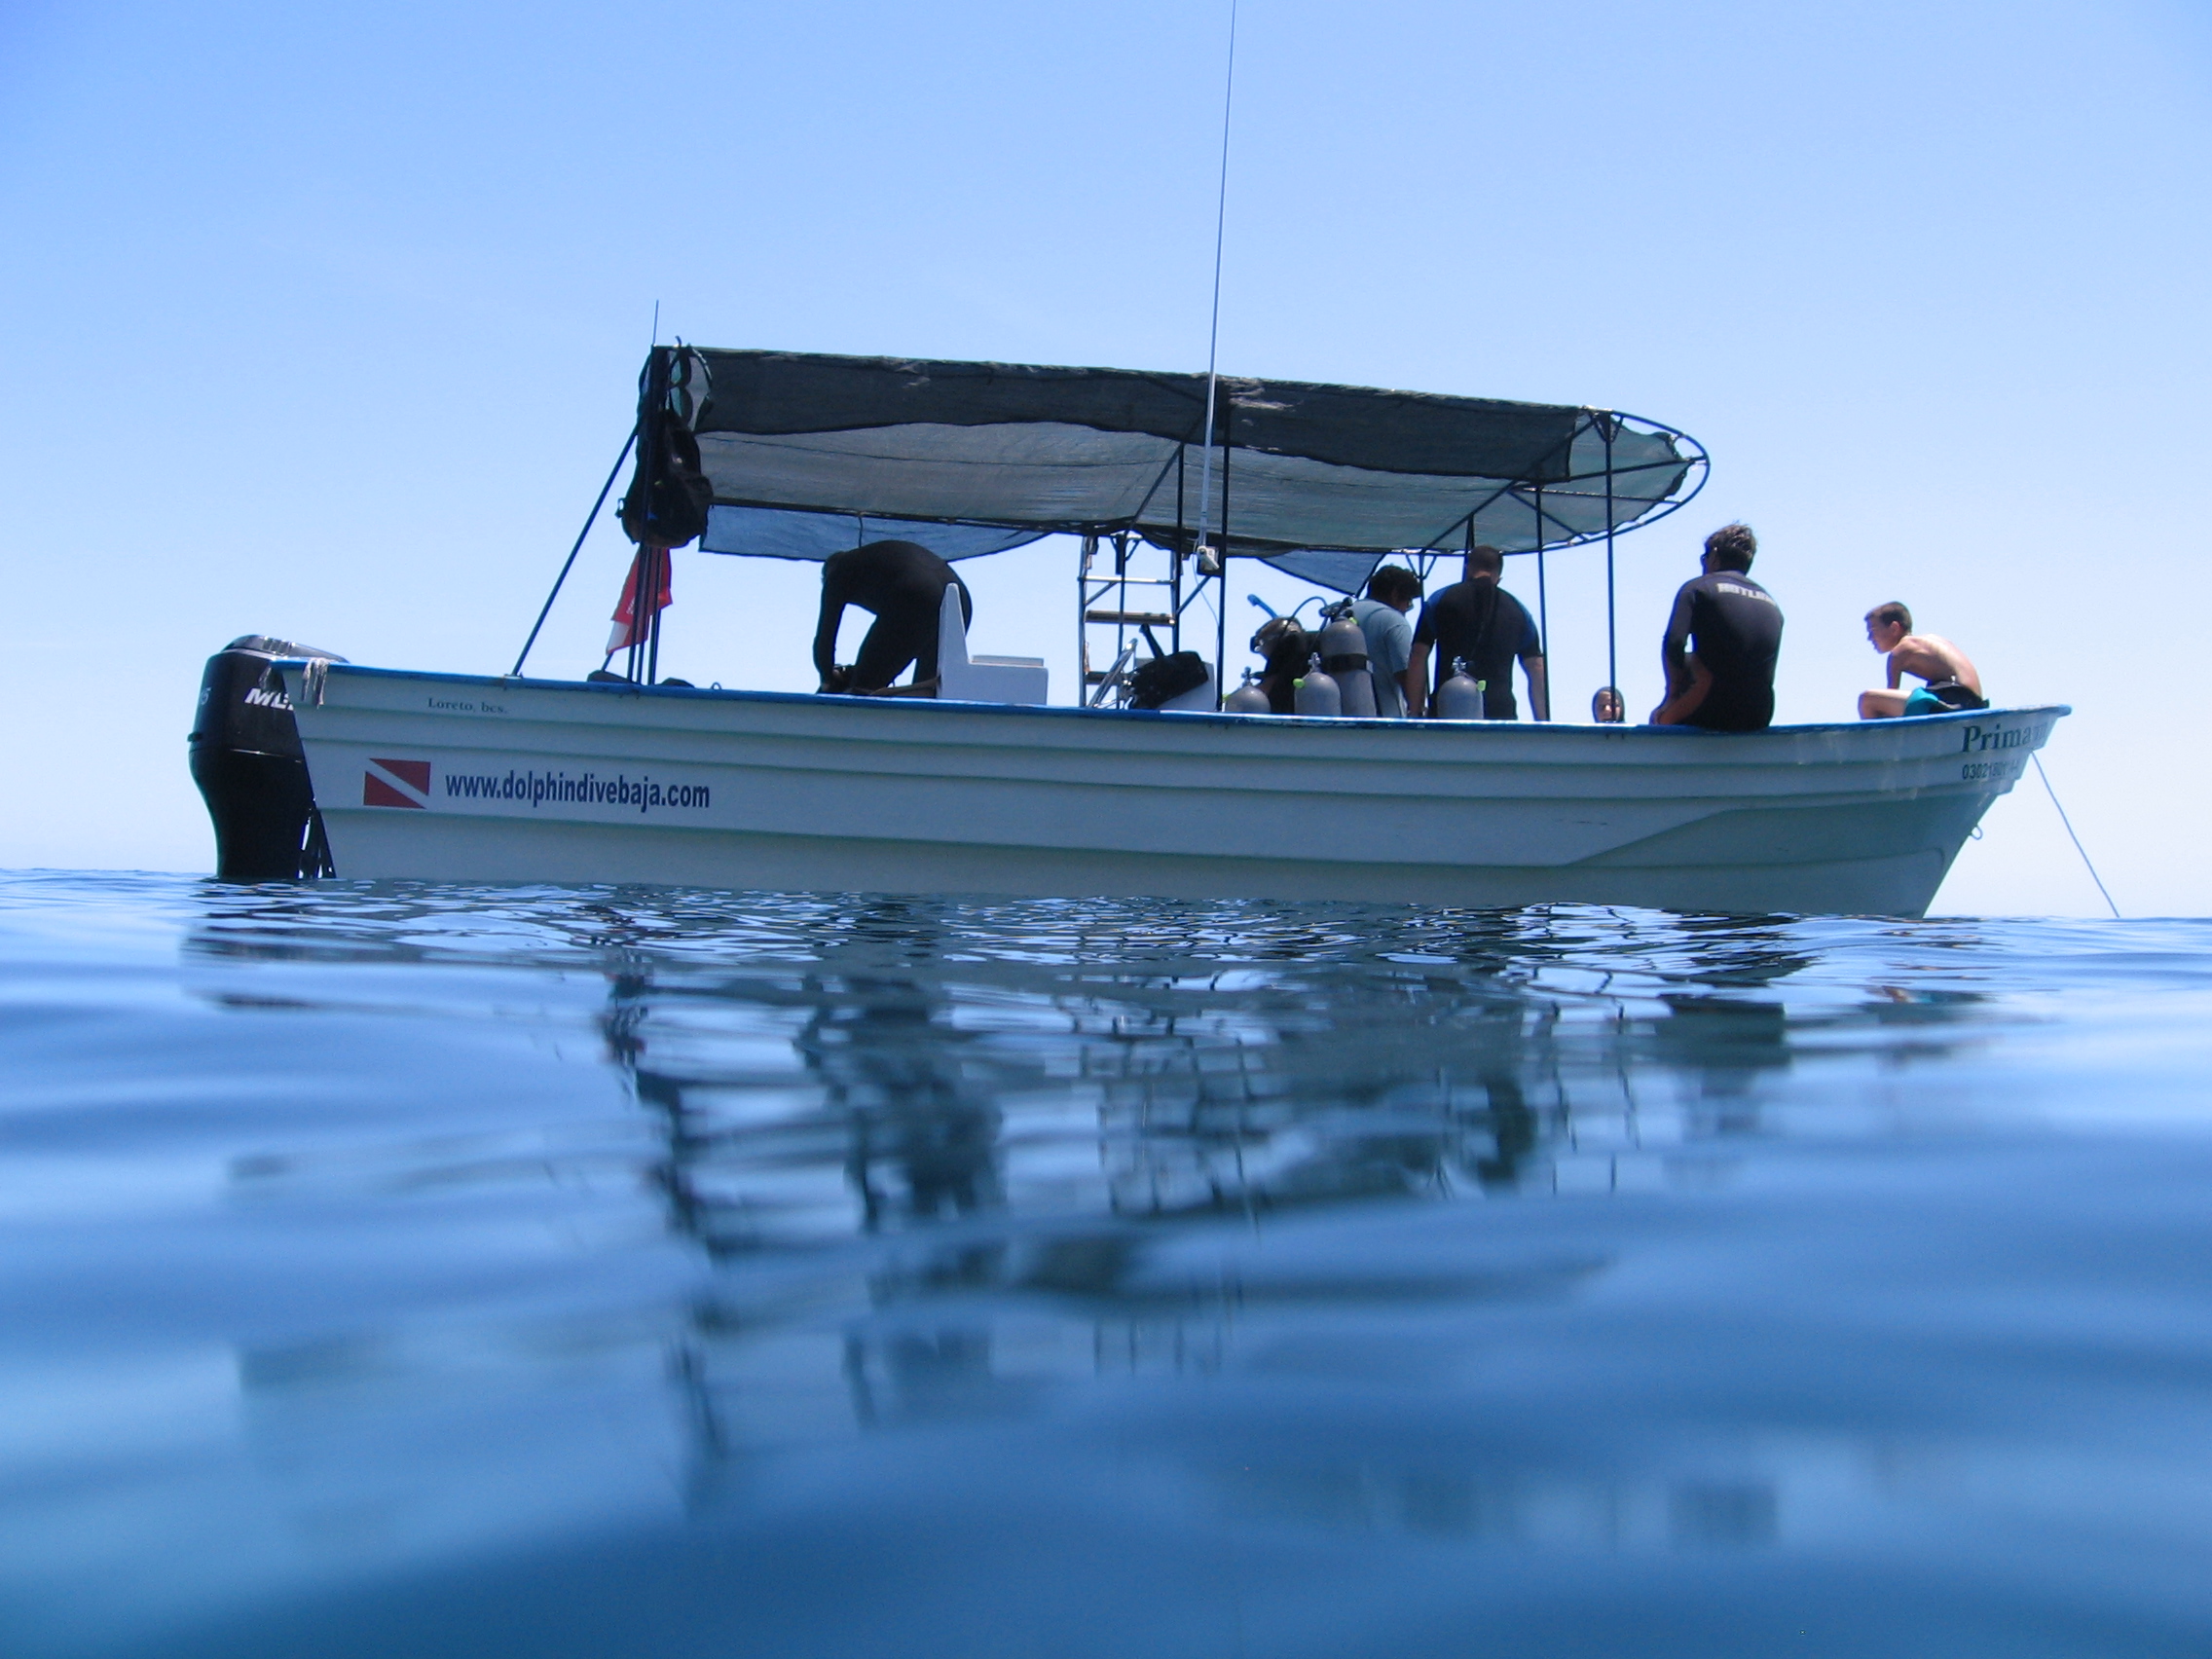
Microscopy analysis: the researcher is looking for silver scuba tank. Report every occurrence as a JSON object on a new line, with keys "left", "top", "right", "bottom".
{"left": 1432, "top": 656, "right": 1487, "bottom": 720}
{"left": 1223, "top": 666, "right": 1272, "bottom": 714}
{"left": 1318, "top": 601, "right": 1377, "bottom": 718}
{"left": 1293, "top": 652, "right": 1343, "bottom": 717}
{"left": 1337, "top": 667, "right": 1378, "bottom": 719}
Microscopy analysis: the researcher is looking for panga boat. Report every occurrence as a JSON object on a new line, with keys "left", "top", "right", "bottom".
{"left": 190, "top": 348, "right": 2064, "bottom": 917}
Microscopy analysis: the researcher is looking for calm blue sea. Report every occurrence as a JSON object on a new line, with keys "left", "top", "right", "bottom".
{"left": 4, "top": 871, "right": 2211, "bottom": 1657}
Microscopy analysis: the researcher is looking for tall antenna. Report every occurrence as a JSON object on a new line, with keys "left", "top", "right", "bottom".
{"left": 1192, "top": 0, "right": 1237, "bottom": 570}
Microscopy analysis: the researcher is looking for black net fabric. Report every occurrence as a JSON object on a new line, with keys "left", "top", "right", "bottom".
{"left": 668, "top": 349, "right": 1700, "bottom": 572}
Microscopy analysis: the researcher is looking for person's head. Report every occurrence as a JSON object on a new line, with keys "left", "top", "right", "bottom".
{"left": 1251, "top": 614, "right": 1309, "bottom": 666}
{"left": 1366, "top": 565, "right": 1422, "bottom": 611}
{"left": 1591, "top": 686, "right": 1625, "bottom": 724}
{"left": 1462, "top": 545, "right": 1504, "bottom": 586}
{"left": 1701, "top": 523, "right": 1757, "bottom": 574}
{"left": 1864, "top": 601, "right": 1912, "bottom": 652}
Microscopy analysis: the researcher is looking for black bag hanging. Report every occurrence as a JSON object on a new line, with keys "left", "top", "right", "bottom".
{"left": 619, "top": 349, "right": 715, "bottom": 550}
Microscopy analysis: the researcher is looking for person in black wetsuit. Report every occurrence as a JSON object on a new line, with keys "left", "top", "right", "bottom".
{"left": 813, "top": 540, "right": 973, "bottom": 693}
{"left": 1406, "top": 545, "right": 1549, "bottom": 719}
{"left": 1650, "top": 522, "right": 1784, "bottom": 730}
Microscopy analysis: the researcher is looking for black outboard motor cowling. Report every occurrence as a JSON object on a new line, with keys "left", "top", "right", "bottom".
{"left": 188, "top": 636, "right": 347, "bottom": 880}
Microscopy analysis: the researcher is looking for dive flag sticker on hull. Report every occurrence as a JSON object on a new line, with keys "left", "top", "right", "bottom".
{"left": 364, "top": 757, "right": 432, "bottom": 809}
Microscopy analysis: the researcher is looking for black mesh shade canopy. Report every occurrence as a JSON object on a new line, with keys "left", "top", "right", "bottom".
{"left": 636, "top": 348, "right": 1705, "bottom": 589}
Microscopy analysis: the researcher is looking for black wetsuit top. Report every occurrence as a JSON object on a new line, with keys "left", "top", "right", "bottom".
{"left": 1412, "top": 580, "right": 1541, "bottom": 719}
{"left": 813, "top": 540, "right": 972, "bottom": 689}
{"left": 1664, "top": 571, "right": 1784, "bottom": 731}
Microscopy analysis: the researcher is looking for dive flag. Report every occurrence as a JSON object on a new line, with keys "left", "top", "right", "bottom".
{"left": 608, "top": 547, "right": 673, "bottom": 653}
{"left": 363, "top": 757, "right": 431, "bottom": 809}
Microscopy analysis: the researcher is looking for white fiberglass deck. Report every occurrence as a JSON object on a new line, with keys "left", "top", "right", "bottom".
{"left": 282, "top": 663, "right": 2065, "bottom": 917}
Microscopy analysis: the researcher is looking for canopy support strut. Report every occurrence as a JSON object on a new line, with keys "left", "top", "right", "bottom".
{"left": 1533, "top": 481, "right": 1549, "bottom": 685}
{"left": 508, "top": 427, "right": 637, "bottom": 677}
{"left": 1604, "top": 416, "right": 1619, "bottom": 702}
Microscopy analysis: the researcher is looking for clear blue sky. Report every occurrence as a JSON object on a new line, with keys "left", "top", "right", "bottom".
{"left": 2, "top": 0, "right": 2205, "bottom": 914}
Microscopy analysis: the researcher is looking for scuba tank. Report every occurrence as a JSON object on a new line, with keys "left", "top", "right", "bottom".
{"left": 1317, "top": 600, "right": 1377, "bottom": 718}
{"left": 1223, "top": 666, "right": 1272, "bottom": 714}
{"left": 1432, "top": 656, "right": 1487, "bottom": 720}
{"left": 1293, "top": 652, "right": 1343, "bottom": 717}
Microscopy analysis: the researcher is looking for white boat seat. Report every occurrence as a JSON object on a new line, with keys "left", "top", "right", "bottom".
{"left": 938, "top": 584, "right": 1049, "bottom": 705}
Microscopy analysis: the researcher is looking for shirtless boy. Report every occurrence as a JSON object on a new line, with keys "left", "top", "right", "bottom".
{"left": 1858, "top": 603, "right": 1987, "bottom": 719}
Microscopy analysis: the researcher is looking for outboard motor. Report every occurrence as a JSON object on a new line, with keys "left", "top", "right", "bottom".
{"left": 1293, "top": 652, "right": 1342, "bottom": 717}
{"left": 1433, "top": 656, "right": 1487, "bottom": 720}
{"left": 1224, "top": 667, "right": 1272, "bottom": 714}
{"left": 1316, "top": 601, "right": 1376, "bottom": 719}
{"left": 188, "top": 636, "right": 347, "bottom": 880}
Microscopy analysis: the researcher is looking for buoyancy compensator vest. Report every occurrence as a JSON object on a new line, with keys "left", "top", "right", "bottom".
{"left": 619, "top": 347, "right": 715, "bottom": 550}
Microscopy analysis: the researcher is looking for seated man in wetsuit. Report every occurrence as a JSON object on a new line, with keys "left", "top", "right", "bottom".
{"left": 1405, "top": 545, "right": 1549, "bottom": 719}
{"left": 813, "top": 539, "right": 972, "bottom": 693}
{"left": 1857, "top": 602, "right": 1986, "bottom": 718}
{"left": 1650, "top": 522, "right": 1784, "bottom": 730}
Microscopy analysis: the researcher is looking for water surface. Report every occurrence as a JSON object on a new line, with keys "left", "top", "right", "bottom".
{"left": 4, "top": 872, "right": 2211, "bottom": 1656}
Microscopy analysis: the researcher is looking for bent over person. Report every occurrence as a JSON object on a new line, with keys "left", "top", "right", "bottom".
{"left": 813, "top": 539, "right": 972, "bottom": 693}
{"left": 1857, "top": 603, "right": 1985, "bottom": 718}
{"left": 1651, "top": 523, "right": 1784, "bottom": 730}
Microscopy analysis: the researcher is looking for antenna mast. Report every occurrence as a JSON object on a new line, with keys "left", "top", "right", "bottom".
{"left": 1194, "top": 0, "right": 1237, "bottom": 571}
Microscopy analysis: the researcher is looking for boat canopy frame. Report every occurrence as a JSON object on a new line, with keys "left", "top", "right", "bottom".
{"left": 520, "top": 347, "right": 1710, "bottom": 701}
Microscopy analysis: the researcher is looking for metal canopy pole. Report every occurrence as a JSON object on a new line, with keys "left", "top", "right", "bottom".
{"left": 1213, "top": 558, "right": 1227, "bottom": 698}
{"left": 624, "top": 558, "right": 643, "bottom": 683}
{"left": 1604, "top": 416, "right": 1618, "bottom": 697}
{"left": 1215, "top": 420, "right": 1231, "bottom": 699}
{"left": 1169, "top": 535, "right": 1183, "bottom": 657}
{"left": 1532, "top": 481, "right": 1548, "bottom": 666}
{"left": 1077, "top": 531, "right": 1095, "bottom": 697}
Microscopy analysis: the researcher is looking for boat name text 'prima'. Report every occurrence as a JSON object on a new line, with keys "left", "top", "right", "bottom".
{"left": 1960, "top": 724, "right": 2031, "bottom": 755}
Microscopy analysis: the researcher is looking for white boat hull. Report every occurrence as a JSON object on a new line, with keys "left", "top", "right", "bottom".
{"left": 283, "top": 665, "right": 2065, "bottom": 917}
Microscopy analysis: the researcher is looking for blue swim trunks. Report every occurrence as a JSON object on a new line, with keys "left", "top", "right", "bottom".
{"left": 1904, "top": 682, "right": 1987, "bottom": 716}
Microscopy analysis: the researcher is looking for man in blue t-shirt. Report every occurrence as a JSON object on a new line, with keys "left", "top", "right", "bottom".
{"left": 1407, "top": 546, "right": 1549, "bottom": 720}
{"left": 1352, "top": 564, "right": 1421, "bottom": 719}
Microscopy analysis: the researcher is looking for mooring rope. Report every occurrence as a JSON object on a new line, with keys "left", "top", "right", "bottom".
{"left": 2031, "top": 753, "right": 2121, "bottom": 920}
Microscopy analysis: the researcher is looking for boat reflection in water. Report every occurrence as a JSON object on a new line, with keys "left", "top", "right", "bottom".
{"left": 171, "top": 882, "right": 2212, "bottom": 1659}
{"left": 530, "top": 892, "right": 1940, "bottom": 1524}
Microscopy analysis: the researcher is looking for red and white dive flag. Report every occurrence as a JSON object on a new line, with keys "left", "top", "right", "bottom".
{"left": 608, "top": 547, "right": 672, "bottom": 653}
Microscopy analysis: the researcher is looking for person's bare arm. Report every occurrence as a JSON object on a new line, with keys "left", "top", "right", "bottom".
{"left": 1886, "top": 649, "right": 1902, "bottom": 690}
{"left": 1523, "top": 653, "right": 1549, "bottom": 722}
{"left": 1406, "top": 640, "right": 1433, "bottom": 718}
